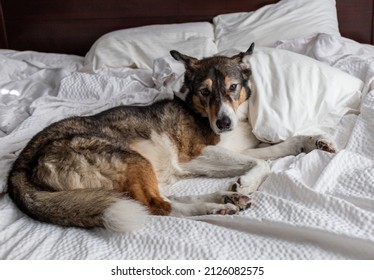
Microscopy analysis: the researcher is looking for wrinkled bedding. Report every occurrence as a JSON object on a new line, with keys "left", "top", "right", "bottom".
{"left": 0, "top": 34, "right": 373, "bottom": 259}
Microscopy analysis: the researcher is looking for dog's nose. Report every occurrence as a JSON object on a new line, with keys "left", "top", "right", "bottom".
{"left": 216, "top": 116, "right": 232, "bottom": 130}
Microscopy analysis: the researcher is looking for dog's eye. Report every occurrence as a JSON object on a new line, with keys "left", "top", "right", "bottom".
{"left": 229, "top": 84, "right": 238, "bottom": 91}
{"left": 199, "top": 88, "right": 210, "bottom": 97}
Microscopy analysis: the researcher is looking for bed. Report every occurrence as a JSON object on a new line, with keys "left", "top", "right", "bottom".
{"left": 0, "top": 0, "right": 374, "bottom": 260}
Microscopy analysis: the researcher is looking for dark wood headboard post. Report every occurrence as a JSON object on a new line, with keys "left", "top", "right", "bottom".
{"left": 0, "top": 0, "right": 8, "bottom": 49}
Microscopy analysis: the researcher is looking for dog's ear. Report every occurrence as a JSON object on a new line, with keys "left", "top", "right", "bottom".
{"left": 231, "top": 42, "right": 255, "bottom": 63}
{"left": 246, "top": 42, "right": 255, "bottom": 56}
{"left": 231, "top": 43, "right": 254, "bottom": 100}
{"left": 231, "top": 42, "right": 255, "bottom": 73}
{"left": 170, "top": 50, "right": 198, "bottom": 69}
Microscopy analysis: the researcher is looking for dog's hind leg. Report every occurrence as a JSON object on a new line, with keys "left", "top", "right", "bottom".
{"left": 168, "top": 191, "right": 251, "bottom": 216}
{"left": 233, "top": 160, "right": 270, "bottom": 195}
{"left": 120, "top": 153, "right": 172, "bottom": 216}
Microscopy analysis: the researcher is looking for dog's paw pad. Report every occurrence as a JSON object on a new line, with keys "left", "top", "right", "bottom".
{"left": 303, "top": 135, "right": 338, "bottom": 154}
{"left": 210, "top": 204, "right": 239, "bottom": 215}
{"left": 315, "top": 139, "right": 338, "bottom": 153}
{"left": 217, "top": 208, "right": 238, "bottom": 215}
{"left": 223, "top": 193, "right": 252, "bottom": 211}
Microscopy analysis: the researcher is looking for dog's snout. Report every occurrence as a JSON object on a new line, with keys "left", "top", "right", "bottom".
{"left": 212, "top": 103, "right": 238, "bottom": 134}
{"left": 216, "top": 116, "right": 232, "bottom": 131}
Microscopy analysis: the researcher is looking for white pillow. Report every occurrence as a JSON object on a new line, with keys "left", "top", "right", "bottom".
{"left": 213, "top": 0, "right": 340, "bottom": 51}
{"left": 84, "top": 22, "right": 217, "bottom": 71}
{"left": 247, "top": 48, "right": 363, "bottom": 143}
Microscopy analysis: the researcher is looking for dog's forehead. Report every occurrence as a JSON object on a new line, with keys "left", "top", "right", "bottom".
{"left": 195, "top": 56, "right": 242, "bottom": 82}
{"left": 201, "top": 56, "right": 237, "bottom": 70}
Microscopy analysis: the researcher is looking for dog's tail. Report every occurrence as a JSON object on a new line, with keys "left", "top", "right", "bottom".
{"left": 7, "top": 169, "right": 149, "bottom": 232}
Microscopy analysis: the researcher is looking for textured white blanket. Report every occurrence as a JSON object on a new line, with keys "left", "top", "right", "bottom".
{"left": 0, "top": 34, "right": 373, "bottom": 259}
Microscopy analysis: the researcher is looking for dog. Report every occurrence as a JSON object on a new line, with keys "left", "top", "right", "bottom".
{"left": 7, "top": 43, "right": 336, "bottom": 232}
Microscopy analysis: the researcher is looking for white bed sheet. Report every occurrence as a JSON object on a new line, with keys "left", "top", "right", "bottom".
{"left": 1, "top": 35, "right": 374, "bottom": 259}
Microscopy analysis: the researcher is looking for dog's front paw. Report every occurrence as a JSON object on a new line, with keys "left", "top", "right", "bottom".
{"left": 229, "top": 160, "right": 269, "bottom": 196}
{"left": 303, "top": 135, "right": 338, "bottom": 154}
{"left": 223, "top": 192, "right": 251, "bottom": 210}
{"left": 230, "top": 179, "right": 258, "bottom": 196}
{"left": 315, "top": 138, "right": 338, "bottom": 153}
{"left": 209, "top": 203, "right": 239, "bottom": 215}
{"left": 230, "top": 177, "right": 261, "bottom": 196}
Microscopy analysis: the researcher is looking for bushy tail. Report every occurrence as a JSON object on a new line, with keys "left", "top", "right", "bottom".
{"left": 7, "top": 170, "right": 148, "bottom": 232}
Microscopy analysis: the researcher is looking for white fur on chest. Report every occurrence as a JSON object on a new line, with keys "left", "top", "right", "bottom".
{"left": 217, "top": 100, "right": 259, "bottom": 153}
{"left": 217, "top": 121, "right": 259, "bottom": 153}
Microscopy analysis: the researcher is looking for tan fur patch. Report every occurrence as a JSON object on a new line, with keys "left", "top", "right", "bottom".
{"left": 203, "top": 79, "right": 213, "bottom": 91}
{"left": 229, "top": 87, "right": 248, "bottom": 111}
{"left": 207, "top": 101, "right": 219, "bottom": 129}
{"left": 238, "top": 87, "right": 248, "bottom": 105}
{"left": 192, "top": 95, "right": 207, "bottom": 116}
{"left": 122, "top": 156, "right": 171, "bottom": 216}
{"left": 178, "top": 143, "right": 207, "bottom": 163}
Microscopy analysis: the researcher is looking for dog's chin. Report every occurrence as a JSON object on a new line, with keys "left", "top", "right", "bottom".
{"left": 216, "top": 128, "right": 233, "bottom": 135}
{"left": 212, "top": 125, "right": 234, "bottom": 135}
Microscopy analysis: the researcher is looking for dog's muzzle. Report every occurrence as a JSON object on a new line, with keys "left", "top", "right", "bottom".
{"left": 212, "top": 103, "right": 238, "bottom": 134}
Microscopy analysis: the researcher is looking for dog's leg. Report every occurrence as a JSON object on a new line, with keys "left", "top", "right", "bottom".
{"left": 169, "top": 191, "right": 250, "bottom": 208}
{"left": 122, "top": 149, "right": 253, "bottom": 218}
{"left": 181, "top": 145, "right": 257, "bottom": 177}
{"left": 243, "top": 135, "right": 338, "bottom": 160}
{"left": 117, "top": 151, "right": 172, "bottom": 216}
{"left": 168, "top": 191, "right": 251, "bottom": 216}
{"left": 227, "top": 135, "right": 337, "bottom": 194}
{"left": 181, "top": 145, "right": 270, "bottom": 195}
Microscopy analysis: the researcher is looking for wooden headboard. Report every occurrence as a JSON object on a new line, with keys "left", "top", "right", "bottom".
{"left": 0, "top": 0, "right": 373, "bottom": 56}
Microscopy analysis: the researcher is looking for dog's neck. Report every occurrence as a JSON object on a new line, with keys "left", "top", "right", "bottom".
{"left": 173, "top": 88, "right": 205, "bottom": 117}
{"left": 173, "top": 92, "right": 202, "bottom": 116}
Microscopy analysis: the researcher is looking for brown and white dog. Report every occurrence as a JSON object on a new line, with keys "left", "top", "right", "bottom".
{"left": 7, "top": 43, "right": 336, "bottom": 232}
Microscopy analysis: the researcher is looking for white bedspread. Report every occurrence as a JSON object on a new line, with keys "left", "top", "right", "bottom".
{"left": 1, "top": 34, "right": 373, "bottom": 259}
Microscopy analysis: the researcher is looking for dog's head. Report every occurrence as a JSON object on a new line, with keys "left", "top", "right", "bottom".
{"left": 170, "top": 43, "right": 254, "bottom": 134}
